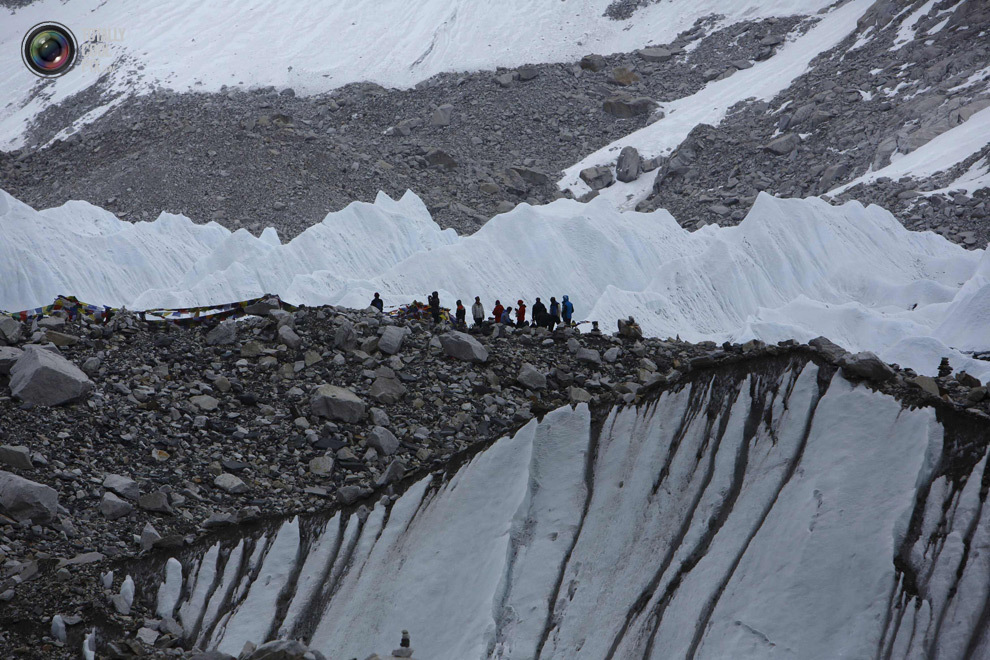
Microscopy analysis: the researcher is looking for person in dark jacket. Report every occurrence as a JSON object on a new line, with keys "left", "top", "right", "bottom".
{"left": 532, "top": 297, "right": 547, "bottom": 327}
{"left": 455, "top": 300, "right": 466, "bottom": 328}
{"left": 548, "top": 297, "right": 560, "bottom": 331}
{"left": 501, "top": 306, "right": 513, "bottom": 324}
{"left": 370, "top": 292, "right": 384, "bottom": 312}
{"left": 562, "top": 295, "right": 574, "bottom": 325}
{"left": 471, "top": 296, "right": 485, "bottom": 327}
{"left": 429, "top": 291, "right": 441, "bottom": 324}
{"left": 492, "top": 300, "right": 504, "bottom": 324}
{"left": 515, "top": 300, "right": 527, "bottom": 327}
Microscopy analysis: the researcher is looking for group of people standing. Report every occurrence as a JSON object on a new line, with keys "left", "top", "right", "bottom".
{"left": 371, "top": 291, "right": 575, "bottom": 330}
{"left": 468, "top": 295, "right": 574, "bottom": 330}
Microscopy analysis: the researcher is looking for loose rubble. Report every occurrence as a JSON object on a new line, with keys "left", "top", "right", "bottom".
{"left": 0, "top": 302, "right": 986, "bottom": 658}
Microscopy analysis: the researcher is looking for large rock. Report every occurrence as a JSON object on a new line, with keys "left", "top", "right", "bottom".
{"left": 765, "top": 133, "right": 801, "bottom": 155}
{"left": 603, "top": 96, "right": 656, "bottom": 118}
{"left": 9, "top": 346, "right": 94, "bottom": 406}
{"left": 439, "top": 332, "right": 488, "bottom": 363}
{"left": 369, "top": 376, "right": 406, "bottom": 404}
{"left": 616, "top": 146, "right": 641, "bottom": 183}
{"left": 809, "top": 336, "right": 849, "bottom": 363}
{"left": 576, "top": 348, "right": 602, "bottom": 365}
{"left": 517, "top": 363, "right": 547, "bottom": 390}
{"left": 0, "top": 346, "right": 23, "bottom": 375}
{"left": 311, "top": 385, "right": 367, "bottom": 422}
{"left": 213, "top": 473, "right": 248, "bottom": 494}
{"left": 0, "top": 445, "right": 32, "bottom": 471}
{"left": 579, "top": 166, "right": 615, "bottom": 190}
{"left": 430, "top": 103, "right": 454, "bottom": 126}
{"left": 0, "top": 470, "right": 58, "bottom": 522}
{"left": 205, "top": 321, "right": 238, "bottom": 346}
{"left": 334, "top": 321, "right": 358, "bottom": 350}
{"left": 277, "top": 325, "right": 302, "bottom": 350}
{"left": 100, "top": 492, "right": 133, "bottom": 520}
{"left": 842, "top": 352, "right": 896, "bottom": 382}
{"left": 0, "top": 317, "right": 23, "bottom": 344}
{"left": 637, "top": 47, "right": 672, "bottom": 62}
{"left": 103, "top": 473, "right": 139, "bottom": 500}
{"left": 511, "top": 166, "right": 551, "bottom": 186}
{"left": 367, "top": 426, "right": 400, "bottom": 456}
{"left": 378, "top": 326, "right": 407, "bottom": 355}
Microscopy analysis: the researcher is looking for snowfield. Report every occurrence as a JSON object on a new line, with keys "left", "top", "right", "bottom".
{"left": 150, "top": 362, "right": 988, "bottom": 658}
{"left": 1, "top": 187, "right": 987, "bottom": 380}
{"left": 0, "top": 0, "right": 838, "bottom": 150}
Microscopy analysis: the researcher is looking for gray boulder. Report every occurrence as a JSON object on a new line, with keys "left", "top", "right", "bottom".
{"left": 100, "top": 492, "right": 134, "bottom": 520}
{"left": 205, "top": 321, "right": 238, "bottom": 346}
{"left": 378, "top": 325, "right": 407, "bottom": 355}
{"left": 517, "top": 363, "right": 547, "bottom": 390}
{"left": 309, "top": 455, "right": 334, "bottom": 476}
{"left": 765, "top": 133, "right": 801, "bottom": 155}
{"left": 637, "top": 47, "right": 672, "bottom": 62}
{"left": 9, "top": 345, "right": 94, "bottom": 406}
{"left": 616, "top": 146, "right": 641, "bottom": 183}
{"left": 517, "top": 66, "right": 539, "bottom": 81}
{"left": 369, "top": 376, "right": 406, "bottom": 404}
{"left": 0, "top": 346, "right": 23, "bottom": 375}
{"left": 0, "top": 317, "right": 23, "bottom": 344}
{"left": 214, "top": 473, "right": 248, "bottom": 494}
{"left": 580, "top": 166, "right": 614, "bottom": 190}
{"left": 842, "top": 352, "right": 896, "bottom": 382}
{"left": 576, "top": 348, "right": 602, "bottom": 365}
{"left": 103, "top": 473, "right": 139, "bottom": 500}
{"left": 138, "top": 490, "right": 172, "bottom": 514}
{"left": 333, "top": 321, "right": 358, "bottom": 350}
{"left": 0, "top": 470, "right": 58, "bottom": 522}
{"left": 311, "top": 385, "right": 367, "bottom": 422}
{"left": 367, "top": 426, "right": 400, "bottom": 456}
{"left": 0, "top": 445, "right": 32, "bottom": 471}
{"left": 809, "top": 336, "right": 849, "bottom": 363}
{"left": 430, "top": 103, "right": 454, "bottom": 126}
{"left": 375, "top": 459, "right": 406, "bottom": 487}
{"left": 440, "top": 332, "right": 489, "bottom": 363}
{"left": 277, "top": 325, "right": 302, "bottom": 350}
{"left": 569, "top": 386, "right": 592, "bottom": 403}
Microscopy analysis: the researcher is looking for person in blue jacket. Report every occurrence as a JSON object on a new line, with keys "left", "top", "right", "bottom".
{"left": 562, "top": 295, "right": 574, "bottom": 325}
{"left": 500, "top": 306, "right": 514, "bottom": 324}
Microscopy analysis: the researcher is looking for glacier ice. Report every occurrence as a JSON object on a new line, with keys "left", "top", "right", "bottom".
{"left": 1, "top": 188, "right": 987, "bottom": 380}
{"left": 147, "top": 358, "right": 989, "bottom": 658}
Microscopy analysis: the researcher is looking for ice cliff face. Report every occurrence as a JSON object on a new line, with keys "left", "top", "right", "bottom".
{"left": 143, "top": 354, "right": 987, "bottom": 659}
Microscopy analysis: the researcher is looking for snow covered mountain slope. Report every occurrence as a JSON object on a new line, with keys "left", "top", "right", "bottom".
{"left": 141, "top": 356, "right": 989, "bottom": 659}
{"left": 0, "top": 0, "right": 836, "bottom": 150}
{"left": 1, "top": 188, "right": 987, "bottom": 380}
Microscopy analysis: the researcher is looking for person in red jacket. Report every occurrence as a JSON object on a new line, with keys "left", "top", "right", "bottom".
{"left": 516, "top": 300, "right": 527, "bottom": 327}
{"left": 492, "top": 300, "right": 504, "bottom": 324}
